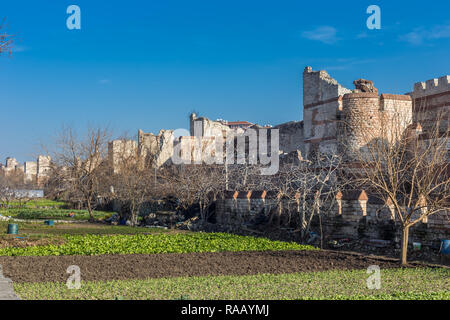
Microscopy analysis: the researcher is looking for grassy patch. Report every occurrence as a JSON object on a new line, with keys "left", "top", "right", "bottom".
{"left": 4, "top": 199, "right": 67, "bottom": 209}
{"left": 0, "top": 220, "right": 172, "bottom": 237}
{"left": 0, "top": 208, "right": 111, "bottom": 221}
{"left": 0, "top": 232, "right": 314, "bottom": 256}
{"left": 13, "top": 268, "right": 450, "bottom": 300}
{"left": 0, "top": 221, "right": 178, "bottom": 250}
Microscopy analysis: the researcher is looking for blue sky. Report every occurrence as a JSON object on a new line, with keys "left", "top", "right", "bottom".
{"left": 1, "top": 0, "right": 449, "bottom": 162}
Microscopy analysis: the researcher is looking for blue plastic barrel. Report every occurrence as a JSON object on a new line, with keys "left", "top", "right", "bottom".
{"left": 44, "top": 220, "right": 55, "bottom": 226}
{"left": 441, "top": 240, "right": 450, "bottom": 255}
{"left": 7, "top": 224, "right": 18, "bottom": 234}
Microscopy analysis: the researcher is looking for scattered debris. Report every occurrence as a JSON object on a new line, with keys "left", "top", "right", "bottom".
{"left": 176, "top": 216, "right": 200, "bottom": 231}
{"left": 362, "top": 239, "right": 392, "bottom": 248}
{"left": 143, "top": 211, "right": 185, "bottom": 229}
{"left": 306, "top": 232, "right": 320, "bottom": 244}
{"left": 105, "top": 213, "right": 120, "bottom": 224}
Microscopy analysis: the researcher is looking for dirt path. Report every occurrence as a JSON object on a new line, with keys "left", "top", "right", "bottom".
{"left": 0, "top": 250, "right": 433, "bottom": 283}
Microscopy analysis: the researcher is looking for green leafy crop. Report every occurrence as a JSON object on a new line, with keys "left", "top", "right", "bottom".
{"left": 0, "top": 232, "right": 315, "bottom": 256}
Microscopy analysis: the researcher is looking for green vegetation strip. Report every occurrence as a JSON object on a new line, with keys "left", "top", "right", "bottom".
{"left": 0, "top": 221, "right": 167, "bottom": 236}
{"left": 14, "top": 268, "right": 450, "bottom": 300}
{"left": 0, "top": 208, "right": 111, "bottom": 221}
{"left": 4, "top": 199, "right": 67, "bottom": 209}
{"left": 0, "top": 233, "right": 313, "bottom": 256}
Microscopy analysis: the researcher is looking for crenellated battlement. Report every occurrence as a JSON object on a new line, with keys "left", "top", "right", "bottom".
{"left": 301, "top": 67, "right": 449, "bottom": 161}
{"left": 413, "top": 75, "right": 450, "bottom": 98}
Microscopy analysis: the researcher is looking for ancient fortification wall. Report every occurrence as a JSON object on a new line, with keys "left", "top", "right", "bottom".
{"left": 110, "top": 68, "right": 446, "bottom": 168}
{"left": 100, "top": 67, "right": 450, "bottom": 248}
{"left": 339, "top": 92, "right": 381, "bottom": 158}
{"left": 176, "top": 136, "right": 217, "bottom": 164}
{"left": 108, "top": 139, "right": 138, "bottom": 174}
{"left": 1, "top": 156, "right": 51, "bottom": 186}
{"left": 108, "top": 129, "right": 175, "bottom": 172}
{"left": 138, "top": 129, "right": 174, "bottom": 168}
{"left": 302, "top": 67, "right": 420, "bottom": 161}
{"left": 302, "top": 66, "right": 352, "bottom": 157}
{"left": 190, "top": 113, "right": 232, "bottom": 137}
{"left": 338, "top": 92, "right": 412, "bottom": 158}
{"left": 215, "top": 190, "right": 450, "bottom": 248}
{"left": 273, "top": 121, "right": 305, "bottom": 155}
{"left": 411, "top": 75, "right": 450, "bottom": 137}
{"left": 24, "top": 161, "right": 37, "bottom": 183}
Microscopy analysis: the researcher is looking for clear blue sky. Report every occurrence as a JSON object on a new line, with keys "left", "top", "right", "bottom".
{"left": 1, "top": 0, "right": 449, "bottom": 162}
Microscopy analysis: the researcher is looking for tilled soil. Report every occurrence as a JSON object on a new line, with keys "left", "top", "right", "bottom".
{"left": 0, "top": 250, "right": 431, "bottom": 283}
{"left": 0, "top": 236, "right": 65, "bottom": 249}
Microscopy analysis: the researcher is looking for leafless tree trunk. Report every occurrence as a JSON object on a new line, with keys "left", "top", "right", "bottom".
{"left": 159, "top": 164, "right": 225, "bottom": 223}
{"left": 265, "top": 154, "right": 342, "bottom": 242}
{"left": 109, "top": 146, "right": 154, "bottom": 226}
{"left": 45, "top": 125, "right": 111, "bottom": 222}
{"left": 0, "top": 171, "right": 26, "bottom": 208}
{"left": 0, "top": 19, "right": 13, "bottom": 55}
{"left": 341, "top": 106, "right": 449, "bottom": 265}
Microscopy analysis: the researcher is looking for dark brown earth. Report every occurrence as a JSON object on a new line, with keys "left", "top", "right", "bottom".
{"left": 0, "top": 250, "right": 436, "bottom": 283}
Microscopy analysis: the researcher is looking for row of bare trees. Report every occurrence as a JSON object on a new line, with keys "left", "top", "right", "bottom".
{"left": 43, "top": 127, "right": 224, "bottom": 225}
{"left": 43, "top": 125, "right": 341, "bottom": 230}
{"left": 42, "top": 103, "right": 448, "bottom": 265}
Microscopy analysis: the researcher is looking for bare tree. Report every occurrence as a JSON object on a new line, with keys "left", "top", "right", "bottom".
{"left": 0, "top": 19, "right": 13, "bottom": 55}
{"left": 266, "top": 154, "right": 342, "bottom": 244}
{"left": 160, "top": 164, "right": 225, "bottom": 223}
{"left": 342, "top": 107, "right": 449, "bottom": 265}
{"left": 108, "top": 143, "right": 155, "bottom": 226}
{"left": 227, "top": 163, "right": 268, "bottom": 191}
{"left": 0, "top": 171, "right": 25, "bottom": 208}
{"left": 46, "top": 126, "right": 111, "bottom": 221}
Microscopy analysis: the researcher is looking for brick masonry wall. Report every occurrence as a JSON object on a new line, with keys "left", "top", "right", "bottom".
{"left": 302, "top": 67, "right": 352, "bottom": 158}
{"left": 339, "top": 93, "right": 413, "bottom": 160}
{"left": 340, "top": 93, "right": 381, "bottom": 158}
{"left": 274, "top": 121, "right": 305, "bottom": 155}
{"left": 138, "top": 129, "right": 174, "bottom": 167}
{"left": 410, "top": 76, "right": 449, "bottom": 148}
{"left": 215, "top": 190, "right": 450, "bottom": 247}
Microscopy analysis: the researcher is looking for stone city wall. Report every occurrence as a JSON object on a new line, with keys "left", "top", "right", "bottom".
{"left": 302, "top": 67, "right": 352, "bottom": 157}
{"left": 215, "top": 189, "right": 450, "bottom": 247}
{"left": 410, "top": 75, "right": 450, "bottom": 140}
{"left": 273, "top": 121, "right": 305, "bottom": 155}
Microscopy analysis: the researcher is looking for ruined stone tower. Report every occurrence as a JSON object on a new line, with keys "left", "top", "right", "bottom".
{"left": 339, "top": 92, "right": 412, "bottom": 159}
{"left": 302, "top": 66, "right": 413, "bottom": 161}
{"left": 138, "top": 129, "right": 175, "bottom": 168}
{"left": 302, "top": 66, "right": 352, "bottom": 157}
